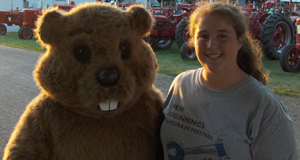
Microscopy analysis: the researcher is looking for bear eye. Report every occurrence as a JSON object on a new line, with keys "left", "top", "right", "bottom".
{"left": 119, "top": 42, "right": 131, "bottom": 60}
{"left": 74, "top": 45, "right": 91, "bottom": 64}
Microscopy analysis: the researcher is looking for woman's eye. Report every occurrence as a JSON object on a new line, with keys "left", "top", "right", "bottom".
{"left": 198, "top": 35, "right": 208, "bottom": 40}
{"left": 219, "top": 35, "right": 227, "bottom": 39}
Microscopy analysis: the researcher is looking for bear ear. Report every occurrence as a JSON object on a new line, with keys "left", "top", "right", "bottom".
{"left": 34, "top": 8, "right": 66, "bottom": 46}
{"left": 126, "top": 5, "right": 154, "bottom": 37}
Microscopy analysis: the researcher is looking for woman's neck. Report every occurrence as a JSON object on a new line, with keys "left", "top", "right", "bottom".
{"left": 201, "top": 68, "right": 249, "bottom": 90}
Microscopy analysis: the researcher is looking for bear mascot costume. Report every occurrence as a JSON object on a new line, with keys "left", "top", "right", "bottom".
{"left": 3, "top": 3, "right": 164, "bottom": 160}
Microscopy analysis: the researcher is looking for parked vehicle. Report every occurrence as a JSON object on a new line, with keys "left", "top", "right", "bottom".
{"left": 0, "top": 7, "right": 43, "bottom": 39}
{"left": 18, "top": 8, "right": 42, "bottom": 39}
{"left": 0, "top": 1, "right": 76, "bottom": 39}
{"left": 178, "top": 0, "right": 297, "bottom": 60}
{"left": 258, "top": 0, "right": 297, "bottom": 60}
{"left": 280, "top": 17, "right": 300, "bottom": 72}
{"left": 0, "top": 7, "right": 24, "bottom": 36}
{"left": 145, "top": 1, "right": 194, "bottom": 50}
{"left": 180, "top": 41, "right": 196, "bottom": 60}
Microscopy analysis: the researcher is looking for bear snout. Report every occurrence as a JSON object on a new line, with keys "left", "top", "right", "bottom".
{"left": 97, "top": 68, "right": 119, "bottom": 87}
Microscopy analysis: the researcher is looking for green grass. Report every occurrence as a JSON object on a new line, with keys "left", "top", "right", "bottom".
{"left": 155, "top": 44, "right": 201, "bottom": 76}
{"left": 0, "top": 32, "right": 46, "bottom": 52}
{"left": 155, "top": 44, "right": 300, "bottom": 97}
{"left": 1, "top": 32, "right": 300, "bottom": 97}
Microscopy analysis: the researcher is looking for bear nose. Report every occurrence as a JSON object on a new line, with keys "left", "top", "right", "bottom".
{"left": 98, "top": 69, "right": 119, "bottom": 87}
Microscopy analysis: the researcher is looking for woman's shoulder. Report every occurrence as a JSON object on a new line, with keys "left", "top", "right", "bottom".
{"left": 245, "top": 77, "right": 291, "bottom": 120}
{"left": 173, "top": 68, "right": 201, "bottom": 82}
{"left": 166, "top": 69, "right": 200, "bottom": 94}
{"left": 242, "top": 76, "right": 280, "bottom": 104}
{"left": 245, "top": 76, "right": 275, "bottom": 97}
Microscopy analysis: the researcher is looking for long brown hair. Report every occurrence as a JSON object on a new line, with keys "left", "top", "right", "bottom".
{"left": 188, "top": 2, "right": 269, "bottom": 85}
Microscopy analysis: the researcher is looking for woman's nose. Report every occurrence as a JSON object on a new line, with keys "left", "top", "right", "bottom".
{"left": 207, "top": 38, "right": 217, "bottom": 48}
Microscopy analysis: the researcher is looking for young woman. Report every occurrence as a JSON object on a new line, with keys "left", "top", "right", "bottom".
{"left": 160, "top": 3, "right": 299, "bottom": 160}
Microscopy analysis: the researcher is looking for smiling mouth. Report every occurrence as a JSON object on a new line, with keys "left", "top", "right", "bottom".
{"left": 99, "top": 100, "right": 118, "bottom": 111}
{"left": 206, "top": 54, "right": 221, "bottom": 59}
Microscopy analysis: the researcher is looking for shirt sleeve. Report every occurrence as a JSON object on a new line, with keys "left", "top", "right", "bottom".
{"left": 250, "top": 98, "right": 299, "bottom": 160}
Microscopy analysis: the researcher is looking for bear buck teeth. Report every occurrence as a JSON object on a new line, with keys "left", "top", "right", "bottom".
{"left": 99, "top": 100, "right": 118, "bottom": 111}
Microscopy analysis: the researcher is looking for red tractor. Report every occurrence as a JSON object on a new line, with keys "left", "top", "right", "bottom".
{"left": 18, "top": 8, "right": 42, "bottom": 39}
{"left": 0, "top": 1, "right": 76, "bottom": 39}
{"left": 0, "top": 7, "right": 24, "bottom": 36}
{"left": 178, "top": 0, "right": 297, "bottom": 60}
{"left": 119, "top": 1, "right": 143, "bottom": 10}
{"left": 53, "top": 1, "right": 76, "bottom": 11}
{"left": 280, "top": 17, "right": 300, "bottom": 72}
{"left": 0, "top": 5, "right": 42, "bottom": 39}
{"left": 251, "top": 0, "right": 297, "bottom": 60}
{"left": 145, "top": 2, "right": 194, "bottom": 50}
{"left": 149, "top": 5, "right": 176, "bottom": 16}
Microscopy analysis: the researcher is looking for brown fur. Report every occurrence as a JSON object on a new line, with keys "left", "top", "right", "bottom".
{"left": 3, "top": 3, "right": 164, "bottom": 160}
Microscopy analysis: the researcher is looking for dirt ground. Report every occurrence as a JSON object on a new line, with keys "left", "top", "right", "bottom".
{"left": 154, "top": 73, "right": 300, "bottom": 156}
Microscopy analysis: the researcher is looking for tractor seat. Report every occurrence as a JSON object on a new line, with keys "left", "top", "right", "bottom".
{"left": 173, "top": 10, "right": 186, "bottom": 17}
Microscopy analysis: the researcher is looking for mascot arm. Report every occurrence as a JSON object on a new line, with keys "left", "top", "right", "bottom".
{"left": 3, "top": 96, "right": 52, "bottom": 160}
{"left": 149, "top": 88, "right": 164, "bottom": 160}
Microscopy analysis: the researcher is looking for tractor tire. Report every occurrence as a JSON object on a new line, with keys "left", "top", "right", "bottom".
{"left": 18, "top": 28, "right": 22, "bottom": 39}
{"left": 180, "top": 42, "right": 197, "bottom": 60}
{"left": 145, "top": 36, "right": 173, "bottom": 51}
{"left": 0, "top": 24, "right": 7, "bottom": 35}
{"left": 280, "top": 44, "right": 300, "bottom": 72}
{"left": 18, "top": 26, "right": 33, "bottom": 39}
{"left": 175, "top": 17, "right": 189, "bottom": 49}
{"left": 260, "top": 13, "right": 294, "bottom": 60}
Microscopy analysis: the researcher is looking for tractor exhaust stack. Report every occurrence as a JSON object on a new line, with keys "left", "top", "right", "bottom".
{"left": 39, "top": 0, "right": 43, "bottom": 9}
{"left": 10, "top": 0, "right": 13, "bottom": 12}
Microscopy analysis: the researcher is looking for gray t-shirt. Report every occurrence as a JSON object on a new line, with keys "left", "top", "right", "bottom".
{"left": 161, "top": 68, "right": 299, "bottom": 160}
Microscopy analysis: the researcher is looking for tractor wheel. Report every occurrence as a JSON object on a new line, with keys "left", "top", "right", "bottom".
{"left": 145, "top": 36, "right": 173, "bottom": 50}
{"left": 180, "top": 42, "right": 197, "bottom": 60}
{"left": 0, "top": 24, "right": 7, "bottom": 35}
{"left": 260, "top": 13, "right": 294, "bottom": 60}
{"left": 18, "top": 28, "right": 23, "bottom": 39}
{"left": 175, "top": 17, "right": 189, "bottom": 49}
{"left": 280, "top": 44, "right": 300, "bottom": 72}
{"left": 19, "top": 26, "right": 33, "bottom": 39}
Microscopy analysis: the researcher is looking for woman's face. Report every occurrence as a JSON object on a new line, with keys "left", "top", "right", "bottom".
{"left": 194, "top": 14, "right": 243, "bottom": 76}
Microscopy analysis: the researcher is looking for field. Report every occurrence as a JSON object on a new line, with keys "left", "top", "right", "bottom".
{"left": 1, "top": 32, "right": 300, "bottom": 97}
